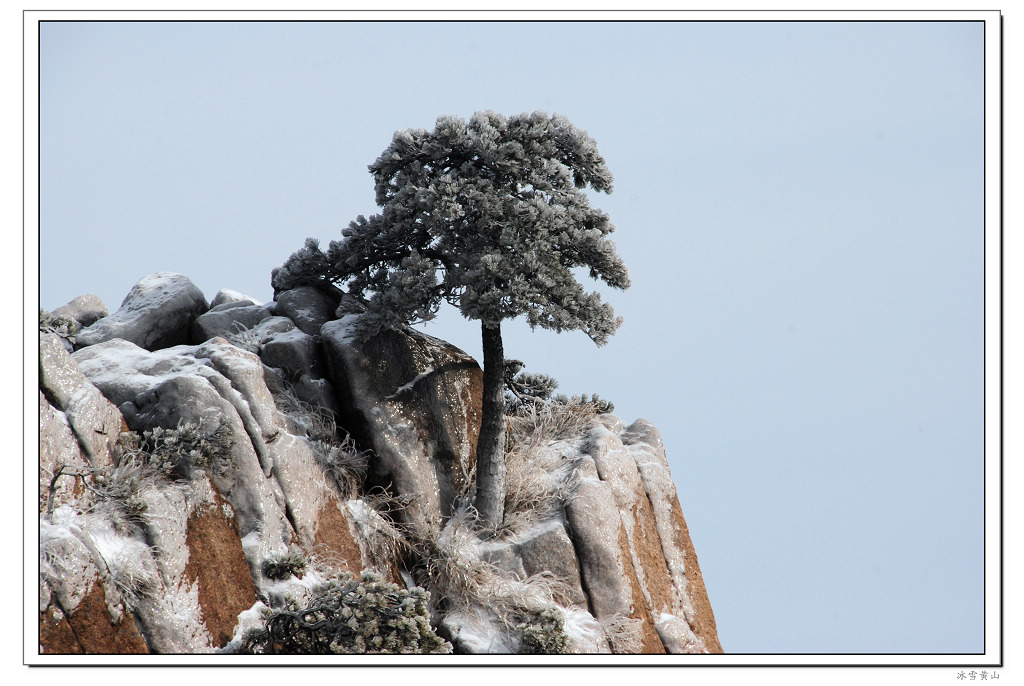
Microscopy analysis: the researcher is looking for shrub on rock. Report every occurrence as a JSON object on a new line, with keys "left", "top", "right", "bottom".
{"left": 239, "top": 572, "right": 451, "bottom": 654}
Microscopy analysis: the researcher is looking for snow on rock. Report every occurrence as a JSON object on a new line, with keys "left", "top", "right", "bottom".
{"left": 655, "top": 612, "right": 705, "bottom": 654}
{"left": 40, "top": 507, "right": 153, "bottom": 654}
{"left": 210, "top": 288, "right": 263, "bottom": 309}
{"left": 441, "top": 608, "right": 517, "bottom": 654}
{"left": 76, "top": 272, "right": 209, "bottom": 351}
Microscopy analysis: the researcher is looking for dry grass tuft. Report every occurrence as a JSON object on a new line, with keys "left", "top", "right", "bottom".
{"left": 274, "top": 385, "right": 368, "bottom": 499}
{"left": 497, "top": 400, "right": 597, "bottom": 537}
{"left": 348, "top": 489, "right": 416, "bottom": 574}
{"left": 419, "top": 507, "right": 575, "bottom": 632}
{"left": 601, "top": 614, "right": 644, "bottom": 654}
{"left": 505, "top": 401, "right": 598, "bottom": 455}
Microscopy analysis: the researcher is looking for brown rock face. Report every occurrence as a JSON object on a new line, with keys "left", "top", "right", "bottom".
{"left": 670, "top": 499, "right": 723, "bottom": 653}
{"left": 313, "top": 500, "right": 367, "bottom": 576}
{"left": 39, "top": 578, "right": 149, "bottom": 655}
{"left": 183, "top": 492, "right": 259, "bottom": 649}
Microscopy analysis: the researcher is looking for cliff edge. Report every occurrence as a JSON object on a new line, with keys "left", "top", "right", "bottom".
{"left": 38, "top": 273, "right": 721, "bottom": 655}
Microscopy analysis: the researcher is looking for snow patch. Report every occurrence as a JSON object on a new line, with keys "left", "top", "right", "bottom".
{"left": 560, "top": 606, "right": 612, "bottom": 653}
{"left": 442, "top": 608, "right": 516, "bottom": 654}
{"left": 387, "top": 366, "right": 436, "bottom": 398}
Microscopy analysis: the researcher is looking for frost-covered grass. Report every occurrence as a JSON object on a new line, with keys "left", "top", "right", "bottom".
{"left": 506, "top": 399, "right": 598, "bottom": 454}
{"left": 225, "top": 323, "right": 266, "bottom": 355}
{"left": 419, "top": 507, "right": 575, "bottom": 645}
{"left": 347, "top": 491, "right": 415, "bottom": 574}
{"left": 499, "top": 400, "right": 596, "bottom": 537}
{"left": 600, "top": 613, "right": 645, "bottom": 654}
{"left": 272, "top": 385, "right": 367, "bottom": 498}
{"left": 87, "top": 453, "right": 166, "bottom": 536}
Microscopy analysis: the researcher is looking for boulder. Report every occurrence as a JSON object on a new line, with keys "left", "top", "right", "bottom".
{"left": 191, "top": 302, "right": 272, "bottom": 344}
{"left": 260, "top": 328, "right": 323, "bottom": 380}
{"left": 622, "top": 419, "right": 722, "bottom": 653}
{"left": 50, "top": 294, "right": 108, "bottom": 328}
{"left": 560, "top": 417, "right": 721, "bottom": 654}
{"left": 76, "top": 272, "right": 209, "bottom": 351}
{"left": 321, "top": 315, "right": 483, "bottom": 537}
{"left": 516, "top": 520, "right": 588, "bottom": 608}
{"left": 564, "top": 472, "right": 634, "bottom": 620}
{"left": 274, "top": 286, "right": 340, "bottom": 336}
{"left": 210, "top": 288, "right": 263, "bottom": 309}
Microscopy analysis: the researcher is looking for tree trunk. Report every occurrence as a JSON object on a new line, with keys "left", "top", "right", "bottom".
{"left": 475, "top": 322, "right": 507, "bottom": 529}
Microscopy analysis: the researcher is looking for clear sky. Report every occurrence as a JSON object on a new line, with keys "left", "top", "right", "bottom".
{"left": 38, "top": 18, "right": 987, "bottom": 655}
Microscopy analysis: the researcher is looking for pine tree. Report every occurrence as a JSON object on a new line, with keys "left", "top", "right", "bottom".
{"left": 274, "top": 111, "right": 630, "bottom": 528}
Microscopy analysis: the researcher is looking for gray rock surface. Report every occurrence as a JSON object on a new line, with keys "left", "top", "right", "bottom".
{"left": 516, "top": 520, "right": 588, "bottom": 608}
{"left": 259, "top": 328, "right": 323, "bottom": 380}
{"left": 191, "top": 302, "right": 272, "bottom": 343}
{"left": 51, "top": 294, "right": 108, "bottom": 328}
{"left": 564, "top": 471, "right": 634, "bottom": 620}
{"left": 76, "top": 272, "right": 209, "bottom": 351}
{"left": 321, "top": 315, "right": 483, "bottom": 537}
{"left": 275, "top": 286, "right": 339, "bottom": 336}
{"left": 39, "top": 333, "right": 123, "bottom": 469}
{"left": 209, "top": 288, "right": 262, "bottom": 309}
{"left": 38, "top": 392, "right": 89, "bottom": 513}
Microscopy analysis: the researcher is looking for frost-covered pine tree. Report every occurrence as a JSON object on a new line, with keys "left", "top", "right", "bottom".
{"left": 274, "top": 111, "right": 630, "bottom": 528}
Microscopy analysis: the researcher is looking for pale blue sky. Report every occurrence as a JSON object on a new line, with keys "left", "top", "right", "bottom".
{"left": 38, "top": 19, "right": 987, "bottom": 655}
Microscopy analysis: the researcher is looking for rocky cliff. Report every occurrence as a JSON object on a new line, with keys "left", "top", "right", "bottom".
{"left": 37, "top": 272, "right": 721, "bottom": 656}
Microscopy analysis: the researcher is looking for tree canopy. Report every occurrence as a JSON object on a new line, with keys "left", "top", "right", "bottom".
{"left": 273, "top": 110, "right": 630, "bottom": 341}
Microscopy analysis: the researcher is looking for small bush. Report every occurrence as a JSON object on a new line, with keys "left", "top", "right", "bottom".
{"left": 518, "top": 608, "right": 570, "bottom": 655}
{"left": 120, "top": 420, "right": 236, "bottom": 479}
{"left": 239, "top": 571, "right": 451, "bottom": 654}
{"left": 505, "top": 360, "right": 614, "bottom": 417}
{"left": 262, "top": 547, "right": 307, "bottom": 581}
